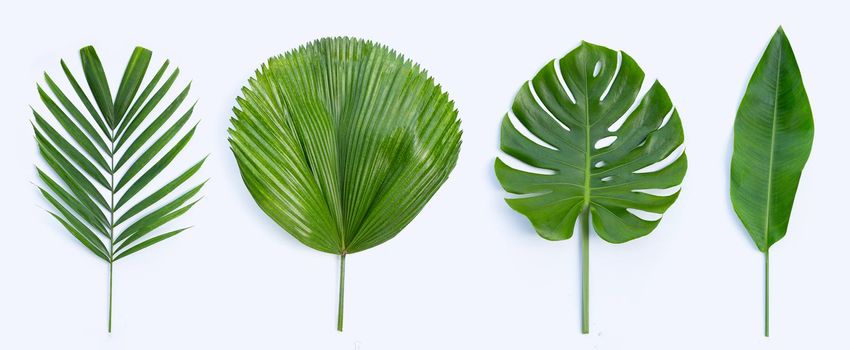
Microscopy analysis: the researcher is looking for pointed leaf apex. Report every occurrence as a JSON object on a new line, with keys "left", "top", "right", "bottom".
{"left": 773, "top": 26, "right": 788, "bottom": 41}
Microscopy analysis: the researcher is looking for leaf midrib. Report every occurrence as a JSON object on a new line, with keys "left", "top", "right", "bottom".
{"left": 583, "top": 65, "right": 591, "bottom": 209}
{"left": 763, "top": 44, "right": 783, "bottom": 252}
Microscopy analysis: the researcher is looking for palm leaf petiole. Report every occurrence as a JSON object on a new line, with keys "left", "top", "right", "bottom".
{"left": 337, "top": 253, "right": 346, "bottom": 332}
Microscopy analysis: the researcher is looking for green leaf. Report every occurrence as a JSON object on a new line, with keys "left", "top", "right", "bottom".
{"left": 33, "top": 46, "right": 204, "bottom": 332}
{"left": 36, "top": 86, "right": 110, "bottom": 171}
{"left": 32, "top": 113, "right": 110, "bottom": 188}
{"left": 113, "top": 228, "right": 189, "bottom": 261}
{"left": 40, "top": 188, "right": 109, "bottom": 259}
{"left": 730, "top": 27, "right": 813, "bottom": 337}
{"left": 115, "top": 125, "right": 197, "bottom": 208}
{"left": 113, "top": 47, "right": 152, "bottom": 121}
{"left": 43, "top": 73, "right": 110, "bottom": 154}
{"left": 228, "top": 37, "right": 462, "bottom": 331}
{"left": 115, "top": 200, "right": 200, "bottom": 250}
{"left": 37, "top": 168, "right": 109, "bottom": 235}
{"left": 80, "top": 46, "right": 116, "bottom": 128}
{"left": 496, "top": 41, "right": 686, "bottom": 243}
{"left": 118, "top": 60, "right": 170, "bottom": 134}
{"left": 114, "top": 70, "right": 182, "bottom": 146}
{"left": 494, "top": 41, "right": 687, "bottom": 333}
{"left": 36, "top": 133, "right": 109, "bottom": 209}
{"left": 45, "top": 211, "right": 109, "bottom": 262}
{"left": 731, "top": 27, "right": 813, "bottom": 252}
{"left": 60, "top": 59, "right": 111, "bottom": 139}
{"left": 114, "top": 101, "right": 193, "bottom": 173}
{"left": 114, "top": 158, "right": 206, "bottom": 226}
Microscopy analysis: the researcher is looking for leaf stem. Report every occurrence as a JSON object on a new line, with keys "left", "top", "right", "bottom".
{"left": 337, "top": 253, "right": 346, "bottom": 332}
{"left": 108, "top": 262, "right": 113, "bottom": 333}
{"left": 580, "top": 206, "right": 590, "bottom": 334}
{"left": 764, "top": 249, "right": 769, "bottom": 337}
{"left": 108, "top": 130, "right": 116, "bottom": 333}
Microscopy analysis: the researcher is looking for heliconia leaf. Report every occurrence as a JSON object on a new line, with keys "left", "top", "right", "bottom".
{"left": 33, "top": 46, "right": 203, "bottom": 332}
{"left": 494, "top": 41, "right": 687, "bottom": 333}
{"left": 730, "top": 27, "right": 813, "bottom": 337}
{"left": 228, "top": 37, "right": 462, "bottom": 331}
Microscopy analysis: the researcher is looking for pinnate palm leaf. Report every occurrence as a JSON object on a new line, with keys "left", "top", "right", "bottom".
{"left": 32, "top": 46, "right": 205, "bottom": 332}
{"left": 228, "top": 37, "right": 462, "bottom": 331}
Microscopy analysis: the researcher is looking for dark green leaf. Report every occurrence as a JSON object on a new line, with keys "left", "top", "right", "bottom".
{"left": 116, "top": 200, "right": 199, "bottom": 250}
{"left": 45, "top": 211, "right": 109, "bottom": 261}
{"left": 115, "top": 125, "right": 196, "bottom": 208}
{"left": 43, "top": 73, "right": 110, "bottom": 154}
{"left": 731, "top": 27, "right": 814, "bottom": 252}
{"left": 37, "top": 168, "right": 108, "bottom": 236}
{"left": 40, "top": 188, "right": 109, "bottom": 259}
{"left": 113, "top": 47, "right": 152, "bottom": 122}
{"left": 113, "top": 228, "right": 188, "bottom": 261}
{"left": 60, "top": 59, "right": 111, "bottom": 139}
{"left": 114, "top": 70, "right": 182, "bottom": 146}
{"left": 36, "top": 86, "right": 110, "bottom": 171}
{"left": 33, "top": 114, "right": 109, "bottom": 189}
{"left": 36, "top": 133, "right": 108, "bottom": 209}
{"left": 115, "top": 159, "right": 206, "bottom": 226}
{"left": 80, "top": 46, "right": 116, "bottom": 128}
{"left": 495, "top": 42, "right": 686, "bottom": 243}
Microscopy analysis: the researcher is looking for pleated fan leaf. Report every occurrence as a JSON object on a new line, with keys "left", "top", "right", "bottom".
{"left": 228, "top": 37, "right": 462, "bottom": 331}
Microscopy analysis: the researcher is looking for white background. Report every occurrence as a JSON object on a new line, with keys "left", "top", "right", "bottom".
{"left": 0, "top": 0, "right": 845, "bottom": 349}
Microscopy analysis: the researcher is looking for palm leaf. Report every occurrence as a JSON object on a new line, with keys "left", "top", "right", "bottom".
{"left": 32, "top": 46, "right": 205, "bottom": 332}
{"left": 495, "top": 42, "right": 687, "bottom": 333}
{"left": 730, "top": 27, "right": 814, "bottom": 337}
{"left": 228, "top": 37, "right": 462, "bottom": 331}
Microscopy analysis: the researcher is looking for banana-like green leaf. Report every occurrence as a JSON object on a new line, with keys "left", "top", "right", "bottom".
{"left": 32, "top": 46, "right": 204, "bottom": 332}
{"left": 229, "top": 37, "right": 462, "bottom": 331}
{"left": 730, "top": 27, "right": 813, "bottom": 337}
{"left": 495, "top": 42, "right": 687, "bottom": 333}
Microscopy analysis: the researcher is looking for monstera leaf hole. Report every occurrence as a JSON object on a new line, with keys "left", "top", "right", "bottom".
{"left": 496, "top": 41, "right": 687, "bottom": 333}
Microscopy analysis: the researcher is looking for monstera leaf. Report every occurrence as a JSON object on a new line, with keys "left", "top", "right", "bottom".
{"left": 228, "top": 37, "right": 462, "bottom": 331}
{"left": 33, "top": 46, "right": 204, "bottom": 332}
{"left": 495, "top": 42, "right": 687, "bottom": 333}
{"left": 730, "top": 27, "right": 813, "bottom": 337}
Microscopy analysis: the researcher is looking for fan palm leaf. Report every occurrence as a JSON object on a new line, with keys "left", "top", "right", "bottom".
{"left": 32, "top": 46, "right": 205, "bottom": 332}
{"left": 228, "top": 37, "right": 462, "bottom": 331}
